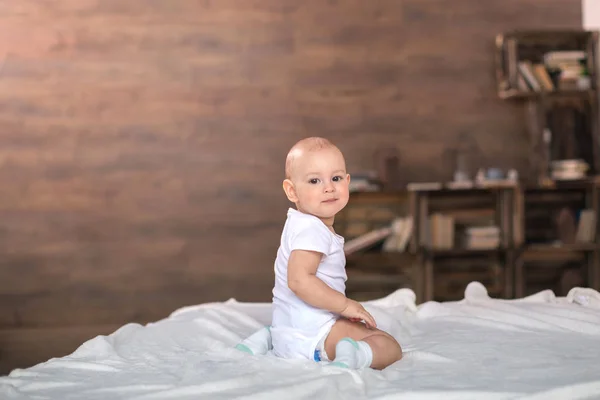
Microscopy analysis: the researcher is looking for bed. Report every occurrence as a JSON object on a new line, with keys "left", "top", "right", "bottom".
{"left": 1, "top": 281, "right": 600, "bottom": 400}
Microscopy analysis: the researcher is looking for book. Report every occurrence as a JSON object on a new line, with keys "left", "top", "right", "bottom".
{"left": 576, "top": 209, "right": 596, "bottom": 243}
{"left": 344, "top": 226, "right": 393, "bottom": 255}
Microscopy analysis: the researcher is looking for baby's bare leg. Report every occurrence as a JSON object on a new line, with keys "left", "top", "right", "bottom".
{"left": 361, "top": 332, "right": 402, "bottom": 370}
{"left": 325, "top": 318, "right": 402, "bottom": 370}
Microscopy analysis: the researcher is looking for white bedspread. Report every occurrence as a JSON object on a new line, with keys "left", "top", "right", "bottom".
{"left": 2, "top": 281, "right": 600, "bottom": 400}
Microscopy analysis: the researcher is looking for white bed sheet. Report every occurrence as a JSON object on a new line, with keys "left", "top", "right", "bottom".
{"left": 2, "top": 281, "right": 600, "bottom": 400}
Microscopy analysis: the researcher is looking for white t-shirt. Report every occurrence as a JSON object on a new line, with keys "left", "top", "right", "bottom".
{"left": 271, "top": 208, "right": 347, "bottom": 360}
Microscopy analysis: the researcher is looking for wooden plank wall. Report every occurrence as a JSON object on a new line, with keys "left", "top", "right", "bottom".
{"left": 0, "top": 1, "right": 581, "bottom": 335}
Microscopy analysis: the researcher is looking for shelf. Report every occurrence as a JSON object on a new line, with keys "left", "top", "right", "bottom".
{"left": 343, "top": 191, "right": 409, "bottom": 205}
{"left": 500, "top": 29, "right": 594, "bottom": 42}
{"left": 523, "top": 243, "right": 600, "bottom": 253}
{"left": 526, "top": 177, "right": 600, "bottom": 191}
{"left": 495, "top": 29, "right": 598, "bottom": 108}
{"left": 423, "top": 244, "right": 600, "bottom": 257}
{"left": 423, "top": 248, "right": 506, "bottom": 258}
{"left": 409, "top": 186, "right": 516, "bottom": 194}
{"left": 341, "top": 171, "right": 600, "bottom": 301}
{"left": 499, "top": 89, "right": 595, "bottom": 100}
{"left": 345, "top": 252, "right": 417, "bottom": 272}
{"left": 346, "top": 270, "right": 411, "bottom": 287}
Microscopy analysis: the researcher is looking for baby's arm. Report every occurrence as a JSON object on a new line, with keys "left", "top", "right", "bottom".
{"left": 287, "top": 249, "right": 376, "bottom": 328}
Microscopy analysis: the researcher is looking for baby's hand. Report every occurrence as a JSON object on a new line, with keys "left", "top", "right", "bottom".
{"left": 339, "top": 299, "right": 377, "bottom": 329}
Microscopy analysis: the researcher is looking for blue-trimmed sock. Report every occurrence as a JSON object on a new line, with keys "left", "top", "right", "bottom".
{"left": 235, "top": 326, "right": 272, "bottom": 355}
{"left": 330, "top": 338, "right": 373, "bottom": 369}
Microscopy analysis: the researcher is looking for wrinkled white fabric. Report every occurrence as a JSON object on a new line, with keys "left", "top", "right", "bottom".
{"left": 1, "top": 282, "right": 600, "bottom": 400}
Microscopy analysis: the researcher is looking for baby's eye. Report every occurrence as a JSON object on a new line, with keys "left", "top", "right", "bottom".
{"left": 332, "top": 176, "right": 343, "bottom": 182}
{"left": 308, "top": 178, "right": 320, "bottom": 184}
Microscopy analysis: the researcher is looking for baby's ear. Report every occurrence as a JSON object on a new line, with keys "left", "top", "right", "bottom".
{"left": 282, "top": 179, "right": 298, "bottom": 203}
{"left": 346, "top": 173, "right": 351, "bottom": 183}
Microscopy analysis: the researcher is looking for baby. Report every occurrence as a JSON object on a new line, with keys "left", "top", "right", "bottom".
{"left": 236, "top": 137, "right": 402, "bottom": 370}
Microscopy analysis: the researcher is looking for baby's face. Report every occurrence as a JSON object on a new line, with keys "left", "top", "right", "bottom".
{"left": 289, "top": 147, "right": 350, "bottom": 221}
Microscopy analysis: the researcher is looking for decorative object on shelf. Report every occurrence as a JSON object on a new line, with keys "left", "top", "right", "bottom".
{"left": 447, "top": 149, "right": 474, "bottom": 189}
{"left": 374, "top": 146, "right": 403, "bottom": 191}
{"left": 475, "top": 169, "right": 486, "bottom": 185}
{"left": 487, "top": 168, "right": 504, "bottom": 180}
{"left": 507, "top": 169, "right": 519, "bottom": 181}
{"left": 348, "top": 171, "right": 381, "bottom": 193}
{"left": 453, "top": 149, "right": 470, "bottom": 181}
{"left": 550, "top": 159, "right": 590, "bottom": 180}
{"left": 473, "top": 168, "right": 519, "bottom": 188}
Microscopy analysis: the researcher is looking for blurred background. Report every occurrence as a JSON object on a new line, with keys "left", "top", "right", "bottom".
{"left": 0, "top": 0, "right": 598, "bottom": 373}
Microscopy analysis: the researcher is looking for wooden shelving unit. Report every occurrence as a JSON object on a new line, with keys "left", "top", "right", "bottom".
{"left": 410, "top": 187, "right": 518, "bottom": 302}
{"left": 335, "top": 181, "right": 599, "bottom": 304}
{"left": 333, "top": 30, "right": 600, "bottom": 304}
{"left": 495, "top": 30, "right": 598, "bottom": 99}
{"left": 334, "top": 191, "right": 419, "bottom": 301}
{"left": 495, "top": 29, "right": 600, "bottom": 183}
{"left": 515, "top": 179, "right": 600, "bottom": 297}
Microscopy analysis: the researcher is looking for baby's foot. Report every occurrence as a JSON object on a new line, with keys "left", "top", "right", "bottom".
{"left": 329, "top": 338, "right": 373, "bottom": 369}
{"left": 235, "top": 326, "right": 272, "bottom": 355}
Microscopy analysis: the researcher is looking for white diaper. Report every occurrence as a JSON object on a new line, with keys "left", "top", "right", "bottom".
{"left": 313, "top": 329, "right": 332, "bottom": 362}
{"left": 272, "top": 317, "right": 338, "bottom": 361}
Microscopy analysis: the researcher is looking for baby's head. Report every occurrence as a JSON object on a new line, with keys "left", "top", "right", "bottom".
{"left": 283, "top": 137, "right": 350, "bottom": 225}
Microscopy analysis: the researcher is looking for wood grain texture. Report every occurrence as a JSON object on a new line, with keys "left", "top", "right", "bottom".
{"left": 0, "top": 325, "right": 121, "bottom": 375}
{"left": 0, "top": 1, "right": 582, "bottom": 331}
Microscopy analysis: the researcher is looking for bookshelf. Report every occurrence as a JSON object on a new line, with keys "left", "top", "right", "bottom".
{"left": 495, "top": 30, "right": 600, "bottom": 184}
{"left": 334, "top": 187, "right": 519, "bottom": 303}
{"left": 410, "top": 187, "right": 518, "bottom": 301}
{"left": 332, "top": 30, "right": 600, "bottom": 303}
{"left": 334, "top": 191, "right": 420, "bottom": 301}
{"left": 495, "top": 30, "right": 598, "bottom": 99}
{"left": 494, "top": 29, "right": 600, "bottom": 297}
{"left": 514, "top": 179, "right": 600, "bottom": 297}
{"left": 335, "top": 181, "right": 599, "bottom": 303}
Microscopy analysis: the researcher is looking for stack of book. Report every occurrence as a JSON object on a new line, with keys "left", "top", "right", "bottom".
{"left": 517, "top": 50, "right": 589, "bottom": 92}
{"left": 461, "top": 226, "right": 501, "bottom": 250}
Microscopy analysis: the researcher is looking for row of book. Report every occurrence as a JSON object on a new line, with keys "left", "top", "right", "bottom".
{"left": 344, "top": 207, "right": 596, "bottom": 256}
{"left": 343, "top": 213, "right": 502, "bottom": 254}
{"left": 422, "top": 213, "right": 501, "bottom": 250}
{"left": 344, "top": 217, "right": 413, "bottom": 255}
{"left": 518, "top": 50, "right": 590, "bottom": 92}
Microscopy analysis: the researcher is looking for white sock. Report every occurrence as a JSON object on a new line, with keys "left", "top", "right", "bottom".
{"left": 235, "top": 326, "right": 272, "bottom": 355}
{"left": 330, "top": 338, "right": 373, "bottom": 369}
